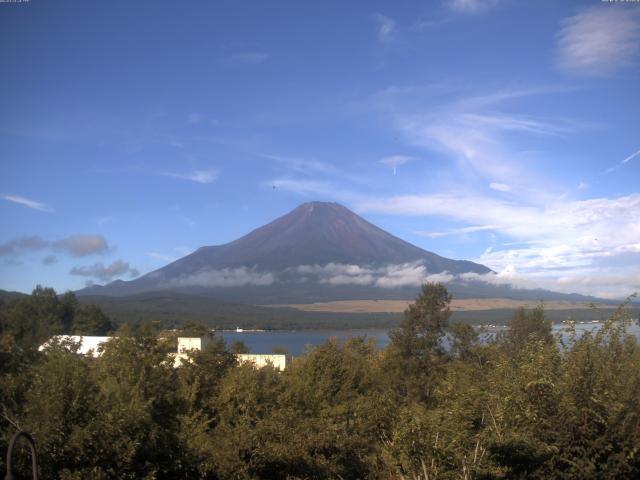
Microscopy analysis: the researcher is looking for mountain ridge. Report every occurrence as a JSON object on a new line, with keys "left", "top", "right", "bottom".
{"left": 78, "top": 201, "right": 492, "bottom": 297}
{"left": 152, "top": 202, "right": 491, "bottom": 274}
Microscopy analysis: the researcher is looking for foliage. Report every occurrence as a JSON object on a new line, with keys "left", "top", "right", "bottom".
{"left": 386, "top": 283, "right": 451, "bottom": 403}
{"left": 0, "top": 286, "right": 114, "bottom": 349}
{"left": 1, "top": 284, "right": 640, "bottom": 479}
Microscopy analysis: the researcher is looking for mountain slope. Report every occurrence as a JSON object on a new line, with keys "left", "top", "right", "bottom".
{"left": 156, "top": 202, "right": 489, "bottom": 274}
{"left": 79, "top": 202, "right": 491, "bottom": 298}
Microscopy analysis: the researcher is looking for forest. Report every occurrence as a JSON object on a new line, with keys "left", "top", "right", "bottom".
{"left": 1, "top": 284, "right": 639, "bottom": 479}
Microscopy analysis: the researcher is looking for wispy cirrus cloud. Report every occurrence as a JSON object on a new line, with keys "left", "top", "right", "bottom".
{"left": 380, "top": 155, "right": 413, "bottom": 175}
{"left": 259, "top": 153, "right": 339, "bottom": 175}
{"left": 364, "top": 84, "right": 581, "bottom": 203}
{"left": 147, "top": 252, "right": 177, "bottom": 262}
{"left": 227, "top": 52, "right": 269, "bottom": 65}
{"left": 269, "top": 178, "right": 355, "bottom": 202}
{"left": 188, "top": 112, "right": 203, "bottom": 125}
{"left": 605, "top": 148, "right": 640, "bottom": 174}
{"left": 162, "top": 169, "right": 219, "bottom": 184}
{"left": 147, "top": 246, "right": 194, "bottom": 263}
{"left": 489, "top": 182, "right": 512, "bottom": 193}
{"left": 556, "top": 7, "right": 640, "bottom": 76}
{"left": 2, "top": 194, "right": 54, "bottom": 212}
{"left": 445, "top": 0, "right": 501, "bottom": 14}
{"left": 375, "top": 14, "right": 397, "bottom": 42}
{"left": 417, "top": 224, "right": 500, "bottom": 239}
{"left": 175, "top": 246, "right": 195, "bottom": 256}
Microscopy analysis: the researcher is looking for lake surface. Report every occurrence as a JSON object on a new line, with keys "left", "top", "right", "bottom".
{"left": 221, "top": 321, "right": 640, "bottom": 356}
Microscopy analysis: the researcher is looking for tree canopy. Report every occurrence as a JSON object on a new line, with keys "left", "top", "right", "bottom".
{"left": 1, "top": 284, "right": 639, "bottom": 479}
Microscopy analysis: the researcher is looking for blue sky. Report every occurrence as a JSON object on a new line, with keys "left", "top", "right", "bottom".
{"left": 1, "top": 0, "right": 639, "bottom": 298}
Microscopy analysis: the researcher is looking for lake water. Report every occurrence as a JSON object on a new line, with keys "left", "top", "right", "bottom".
{"left": 221, "top": 321, "right": 640, "bottom": 356}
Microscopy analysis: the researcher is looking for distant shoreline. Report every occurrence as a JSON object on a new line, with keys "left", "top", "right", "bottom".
{"left": 263, "top": 298, "right": 619, "bottom": 314}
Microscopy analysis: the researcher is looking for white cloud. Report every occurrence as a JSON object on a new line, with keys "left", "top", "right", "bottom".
{"left": 228, "top": 52, "right": 269, "bottom": 65}
{"left": 163, "top": 169, "right": 218, "bottom": 184}
{"left": 461, "top": 263, "right": 640, "bottom": 300}
{"left": 166, "top": 267, "right": 276, "bottom": 288}
{"left": 175, "top": 246, "right": 195, "bottom": 256}
{"left": 0, "top": 236, "right": 48, "bottom": 257}
{"left": 380, "top": 155, "right": 413, "bottom": 175}
{"left": 273, "top": 83, "right": 636, "bottom": 299}
{"left": 357, "top": 192, "right": 640, "bottom": 298}
{"left": 53, "top": 235, "right": 109, "bottom": 257}
{"left": 358, "top": 192, "right": 640, "bottom": 244}
{"left": 367, "top": 85, "right": 574, "bottom": 196}
{"left": 260, "top": 153, "right": 338, "bottom": 175}
{"left": 2, "top": 194, "right": 54, "bottom": 212}
{"left": 417, "top": 224, "right": 499, "bottom": 238}
{"left": 376, "top": 14, "right": 397, "bottom": 42}
{"left": 578, "top": 181, "right": 589, "bottom": 190}
{"left": 0, "top": 234, "right": 109, "bottom": 258}
{"left": 557, "top": 7, "right": 640, "bottom": 76}
{"left": 605, "top": 148, "right": 640, "bottom": 174}
{"left": 148, "top": 247, "right": 193, "bottom": 262}
{"left": 70, "top": 260, "right": 139, "bottom": 282}
{"left": 95, "top": 216, "right": 115, "bottom": 227}
{"left": 176, "top": 215, "right": 195, "bottom": 228}
{"left": 489, "top": 182, "right": 512, "bottom": 192}
{"left": 147, "top": 252, "right": 176, "bottom": 262}
{"left": 188, "top": 112, "right": 202, "bottom": 124}
{"left": 622, "top": 148, "right": 640, "bottom": 165}
{"left": 270, "top": 178, "right": 355, "bottom": 202}
{"left": 294, "top": 262, "right": 453, "bottom": 289}
{"left": 445, "top": 0, "right": 501, "bottom": 14}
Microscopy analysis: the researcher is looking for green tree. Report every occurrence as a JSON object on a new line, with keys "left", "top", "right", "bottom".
{"left": 505, "top": 304, "right": 553, "bottom": 349}
{"left": 22, "top": 340, "right": 100, "bottom": 478}
{"left": 72, "top": 304, "right": 113, "bottom": 335}
{"left": 175, "top": 336, "right": 236, "bottom": 479}
{"left": 88, "top": 324, "right": 181, "bottom": 479}
{"left": 1, "top": 286, "right": 63, "bottom": 348}
{"left": 387, "top": 282, "right": 451, "bottom": 402}
{"left": 58, "top": 291, "right": 79, "bottom": 333}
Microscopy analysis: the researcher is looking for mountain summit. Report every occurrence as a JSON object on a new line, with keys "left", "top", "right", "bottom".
{"left": 79, "top": 202, "right": 491, "bottom": 299}
{"left": 168, "top": 202, "right": 490, "bottom": 273}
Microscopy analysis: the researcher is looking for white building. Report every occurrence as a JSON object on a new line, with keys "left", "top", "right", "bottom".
{"left": 172, "top": 335, "right": 215, "bottom": 367}
{"left": 38, "top": 335, "right": 112, "bottom": 357}
{"left": 237, "top": 353, "right": 287, "bottom": 371}
{"left": 40, "top": 334, "right": 287, "bottom": 370}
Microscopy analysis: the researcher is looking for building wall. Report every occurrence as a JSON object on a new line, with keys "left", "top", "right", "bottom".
{"left": 40, "top": 335, "right": 287, "bottom": 370}
{"left": 177, "top": 336, "right": 213, "bottom": 352}
{"left": 38, "top": 335, "right": 113, "bottom": 357}
{"left": 237, "top": 354, "right": 287, "bottom": 371}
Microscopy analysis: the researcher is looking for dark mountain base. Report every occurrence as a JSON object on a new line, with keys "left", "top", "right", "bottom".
{"left": 79, "top": 291, "right": 634, "bottom": 330}
{"left": 78, "top": 279, "right": 606, "bottom": 305}
{"left": 79, "top": 292, "right": 403, "bottom": 330}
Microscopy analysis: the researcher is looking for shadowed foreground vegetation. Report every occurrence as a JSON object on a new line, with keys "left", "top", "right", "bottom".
{"left": 1, "top": 284, "right": 639, "bottom": 479}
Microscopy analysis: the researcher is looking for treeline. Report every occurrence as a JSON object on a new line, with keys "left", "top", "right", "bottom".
{"left": 1, "top": 284, "right": 639, "bottom": 479}
{"left": 0, "top": 286, "right": 114, "bottom": 348}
